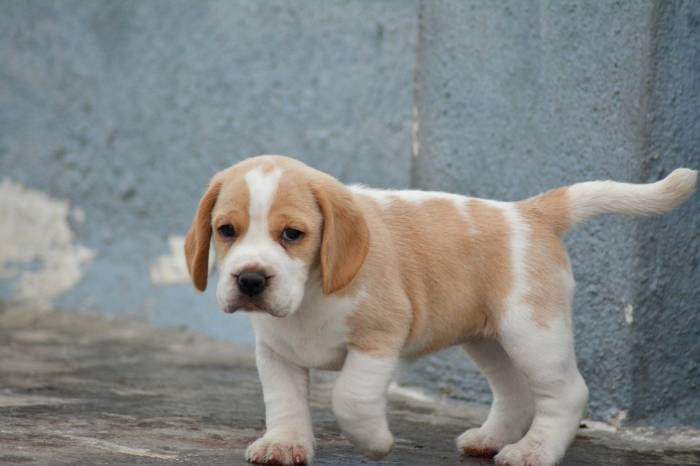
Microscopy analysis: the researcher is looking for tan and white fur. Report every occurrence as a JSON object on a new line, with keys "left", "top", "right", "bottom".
{"left": 184, "top": 155, "right": 696, "bottom": 466}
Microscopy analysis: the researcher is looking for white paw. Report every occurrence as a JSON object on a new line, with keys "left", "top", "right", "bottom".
{"left": 246, "top": 432, "right": 313, "bottom": 465}
{"left": 333, "top": 398, "right": 394, "bottom": 459}
{"left": 339, "top": 422, "right": 394, "bottom": 460}
{"left": 358, "top": 426, "right": 394, "bottom": 460}
{"left": 456, "top": 427, "right": 506, "bottom": 458}
{"left": 494, "top": 438, "right": 558, "bottom": 466}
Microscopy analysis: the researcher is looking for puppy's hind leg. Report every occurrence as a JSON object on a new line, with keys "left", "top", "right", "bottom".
{"left": 457, "top": 338, "right": 534, "bottom": 458}
{"left": 494, "top": 309, "right": 588, "bottom": 466}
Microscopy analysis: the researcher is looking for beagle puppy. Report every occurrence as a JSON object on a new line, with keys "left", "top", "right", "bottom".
{"left": 184, "top": 155, "right": 696, "bottom": 466}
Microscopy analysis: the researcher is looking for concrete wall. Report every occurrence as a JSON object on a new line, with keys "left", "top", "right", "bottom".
{"left": 1, "top": 0, "right": 698, "bottom": 426}
{"left": 0, "top": 0, "right": 417, "bottom": 342}
{"left": 406, "top": 0, "right": 700, "bottom": 427}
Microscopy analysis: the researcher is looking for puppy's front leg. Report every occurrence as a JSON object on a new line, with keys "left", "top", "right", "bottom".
{"left": 332, "top": 349, "right": 398, "bottom": 459}
{"left": 247, "top": 343, "right": 314, "bottom": 466}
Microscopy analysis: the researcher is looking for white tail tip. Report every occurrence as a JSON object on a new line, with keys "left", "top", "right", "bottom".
{"left": 662, "top": 168, "right": 698, "bottom": 204}
{"left": 567, "top": 167, "right": 697, "bottom": 226}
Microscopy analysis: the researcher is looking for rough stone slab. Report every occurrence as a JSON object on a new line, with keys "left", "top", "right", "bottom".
{"left": 1, "top": 307, "right": 698, "bottom": 465}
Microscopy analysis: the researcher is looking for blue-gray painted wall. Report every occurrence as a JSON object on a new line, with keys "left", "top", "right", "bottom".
{"left": 1, "top": 0, "right": 697, "bottom": 427}
{"left": 0, "top": 0, "right": 417, "bottom": 342}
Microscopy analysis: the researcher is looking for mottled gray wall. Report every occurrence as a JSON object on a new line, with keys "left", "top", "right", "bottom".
{"left": 629, "top": 1, "right": 700, "bottom": 426}
{"left": 0, "top": 0, "right": 417, "bottom": 341}
{"left": 407, "top": 0, "right": 699, "bottom": 427}
{"left": 1, "top": 0, "right": 698, "bottom": 426}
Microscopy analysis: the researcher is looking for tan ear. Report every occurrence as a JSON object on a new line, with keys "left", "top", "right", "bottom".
{"left": 184, "top": 180, "right": 221, "bottom": 292}
{"left": 312, "top": 177, "right": 369, "bottom": 294}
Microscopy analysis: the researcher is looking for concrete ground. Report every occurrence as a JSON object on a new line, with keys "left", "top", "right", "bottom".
{"left": 1, "top": 306, "right": 698, "bottom": 466}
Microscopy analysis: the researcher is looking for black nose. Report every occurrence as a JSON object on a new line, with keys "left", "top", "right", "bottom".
{"left": 237, "top": 271, "right": 267, "bottom": 297}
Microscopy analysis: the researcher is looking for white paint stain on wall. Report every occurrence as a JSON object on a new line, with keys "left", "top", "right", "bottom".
{"left": 149, "top": 236, "right": 189, "bottom": 285}
{"left": 0, "top": 178, "right": 94, "bottom": 309}
{"left": 149, "top": 235, "right": 215, "bottom": 286}
{"left": 624, "top": 304, "right": 634, "bottom": 324}
{"left": 411, "top": 105, "right": 421, "bottom": 159}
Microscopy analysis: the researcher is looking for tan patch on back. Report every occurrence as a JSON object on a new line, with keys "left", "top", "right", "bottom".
{"left": 520, "top": 187, "right": 571, "bottom": 236}
{"left": 344, "top": 195, "right": 412, "bottom": 355}
{"left": 350, "top": 185, "right": 576, "bottom": 349}
{"left": 517, "top": 202, "right": 573, "bottom": 327}
{"left": 347, "top": 195, "right": 514, "bottom": 357}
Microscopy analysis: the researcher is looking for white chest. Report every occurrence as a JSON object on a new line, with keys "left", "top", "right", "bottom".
{"left": 250, "top": 289, "right": 358, "bottom": 370}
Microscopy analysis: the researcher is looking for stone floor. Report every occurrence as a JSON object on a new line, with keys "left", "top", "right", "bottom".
{"left": 1, "top": 306, "right": 699, "bottom": 466}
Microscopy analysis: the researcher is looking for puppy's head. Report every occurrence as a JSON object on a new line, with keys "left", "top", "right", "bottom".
{"left": 184, "top": 155, "right": 369, "bottom": 317}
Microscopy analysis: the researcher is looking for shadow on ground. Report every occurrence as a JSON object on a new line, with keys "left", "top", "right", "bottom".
{"left": 0, "top": 307, "right": 698, "bottom": 465}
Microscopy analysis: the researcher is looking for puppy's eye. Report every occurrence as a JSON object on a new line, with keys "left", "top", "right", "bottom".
{"left": 281, "top": 228, "right": 303, "bottom": 242}
{"left": 217, "top": 224, "right": 236, "bottom": 239}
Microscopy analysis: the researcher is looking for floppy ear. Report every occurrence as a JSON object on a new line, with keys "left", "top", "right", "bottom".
{"left": 312, "top": 177, "right": 369, "bottom": 294}
{"left": 184, "top": 180, "right": 221, "bottom": 292}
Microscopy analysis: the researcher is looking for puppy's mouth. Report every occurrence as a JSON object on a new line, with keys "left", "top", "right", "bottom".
{"left": 222, "top": 297, "right": 268, "bottom": 314}
{"left": 222, "top": 292, "right": 293, "bottom": 317}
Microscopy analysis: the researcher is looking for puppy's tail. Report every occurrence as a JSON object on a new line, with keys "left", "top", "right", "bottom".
{"left": 521, "top": 168, "right": 697, "bottom": 236}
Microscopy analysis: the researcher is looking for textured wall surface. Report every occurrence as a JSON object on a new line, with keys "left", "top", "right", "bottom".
{"left": 1, "top": 0, "right": 697, "bottom": 426}
{"left": 628, "top": 1, "right": 700, "bottom": 426}
{"left": 0, "top": 0, "right": 417, "bottom": 341}
{"left": 407, "top": 0, "right": 699, "bottom": 426}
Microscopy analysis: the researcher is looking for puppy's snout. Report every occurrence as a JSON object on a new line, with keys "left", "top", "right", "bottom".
{"left": 237, "top": 271, "right": 268, "bottom": 297}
